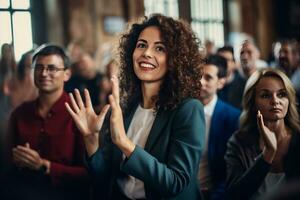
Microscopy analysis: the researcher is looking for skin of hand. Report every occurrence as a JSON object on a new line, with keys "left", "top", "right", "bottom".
{"left": 109, "top": 76, "right": 135, "bottom": 157}
{"left": 65, "top": 88, "right": 110, "bottom": 156}
{"left": 12, "top": 142, "right": 50, "bottom": 173}
{"left": 257, "top": 110, "right": 277, "bottom": 163}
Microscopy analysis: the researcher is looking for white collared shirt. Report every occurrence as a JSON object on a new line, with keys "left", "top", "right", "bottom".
{"left": 198, "top": 94, "right": 218, "bottom": 189}
{"left": 118, "top": 104, "right": 156, "bottom": 199}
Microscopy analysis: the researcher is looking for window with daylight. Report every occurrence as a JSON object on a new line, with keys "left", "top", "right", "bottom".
{"left": 0, "top": 0, "right": 33, "bottom": 60}
{"left": 144, "top": 0, "right": 179, "bottom": 18}
{"left": 191, "top": 0, "right": 224, "bottom": 47}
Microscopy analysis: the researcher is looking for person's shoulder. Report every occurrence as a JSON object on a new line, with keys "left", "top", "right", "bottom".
{"left": 180, "top": 98, "right": 203, "bottom": 108}
{"left": 228, "top": 130, "right": 257, "bottom": 147}
{"left": 10, "top": 100, "right": 36, "bottom": 119}
{"left": 219, "top": 99, "right": 241, "bottom": 112}
{"left": 13, "top": 100, "right": 35, "bottom": 113}
{"left": 173, "top": 98, "right": 204, "bottom": 118}
{"left": 227, "top": 131, "right": 243, "bottom": 147}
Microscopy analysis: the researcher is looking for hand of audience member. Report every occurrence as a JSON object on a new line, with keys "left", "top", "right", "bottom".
{"left": 12, "top": 143, "right": 50, "bottom": 173}
{"left": 257, "top": 110, "right": 277, "bottom": 163}
{"left": 65, "top": 88, "right": 110, "bottom": 156}
{"left": 109, "top": 75, "right": 135, "bottom": 157}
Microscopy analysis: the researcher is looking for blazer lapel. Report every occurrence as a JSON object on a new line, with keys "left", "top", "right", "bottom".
{"left": 208, "top": 99, "right": 221, "bottom": 159}
{"left": 124, "top": 104, "right": 139, "bottom": 133}
{"left": 144, "top": 108, "right": 171, "bottom": 152}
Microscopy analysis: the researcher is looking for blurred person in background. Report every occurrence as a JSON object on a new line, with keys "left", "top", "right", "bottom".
{"left": 0, "top": 43, "right": 17, "bottom": 75}
{"left": 225, "top": 69, "right": 300, "bottom": 200}
{"left": 217, "top": 45, "right": 245, "bottom": 109}
{"left": 0, "top": 43, "right": 17, "bottom": 179}
{"left": 205, "top": 39, "right": 216, "bottom": 57}
{"left": 240, "top": 40, "right": 266, "bottom": 78}
{"left": 198, "top": 54, "right": 240, "bottom": 200}
{"left": 67, "top": 40, "right": 84, "bottom": 64}
{"left": 7, "top": 50, "right": 38, "bottom": 110}
{"left": 97, "top": 59, "right": 119, "bottom": 112}
{"left": 3, "top": 44, "right": 90, "bottom": 200}
{"left": 65, "top": 52, "right": 103, "bottom": 110}
{"left": 278, "top": 39, "right": 300, "bottom": 93}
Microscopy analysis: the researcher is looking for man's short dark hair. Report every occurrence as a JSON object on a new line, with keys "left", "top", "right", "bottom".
{"left": 206, "top": 54, "right": 228, "bottom": 78}
{"left": 32, "top": 44, "right": 70, "bottom": 68}
{"left": 217, "top": 45, "right": 235, "bottom": 62}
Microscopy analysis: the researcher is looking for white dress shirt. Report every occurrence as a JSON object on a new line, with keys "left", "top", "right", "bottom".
{"left": 198, "top": 94, "right": 218, "bottom": 189}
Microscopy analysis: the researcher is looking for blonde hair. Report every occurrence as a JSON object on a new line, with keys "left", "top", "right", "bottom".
{"left": 239, "top": 68, "right": 300, "bottom": 134}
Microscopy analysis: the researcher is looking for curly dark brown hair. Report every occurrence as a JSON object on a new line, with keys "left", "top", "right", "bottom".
{"left": 118, "top": 14, "right": 204, "bottom": 113}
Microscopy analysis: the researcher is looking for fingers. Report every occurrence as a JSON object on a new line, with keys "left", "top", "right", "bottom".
{"left": 13, "top": 149, "right": 32, "bottom": 163}
{"left": 84, "top": 89, "right": 93, "bottom": 109}
{"left": 74, "top": 89, "right": 85, "bottom": 109}
{"left": 13, "top": 148, "right": 37, "bottom": 168}
{"left": 68, "top": 88, "right": 91, "bottom": 114}
{"left": 13, "top": 144, "right": 42, "bottom": 169}
{"left": 69, "top": 92, "right": 80, "bottom": 113}
{"left": 97, "top": 104, "right": 110, "bottom": 121}
{"left": 65, "top": 102, "right": 78, "bottom": 119}
{"left": 109, "top": 94, "right": 117, "bottom": 110}
{"left": 257, "top": 110, "right": 264, "bottom": 132}
{"left": 15, "top": 145, "right": 37, "bottom": 157}
{"left": 111, "top": 76, "right": 120, "bottom": 105}
{"left": 257, "top": 110, "right": 271, "bottom": 142}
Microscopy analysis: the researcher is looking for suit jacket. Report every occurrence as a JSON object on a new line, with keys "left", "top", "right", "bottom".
{"left": 225, "top": 131, "right": 300, "bottom": 200}
{"left": 207, "top": 99, "right": 240, "bottom": 199}
{"left": 218, "top": 71, "right": 246, "bottom": 110}
{"left": 86, "top": 98, "right": 205, "bottom": 200}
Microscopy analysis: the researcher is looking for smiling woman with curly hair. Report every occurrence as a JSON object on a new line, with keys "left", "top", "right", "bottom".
{"left": 119, "top": 14, "right": 204, "bottom": 112}
{"left": 66, "top": 14, "right": 205, "bottom": 200}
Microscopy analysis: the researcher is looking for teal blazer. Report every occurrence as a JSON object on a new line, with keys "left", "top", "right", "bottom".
{"left": 86, "top": 98, "right": 205, "bottom": 200}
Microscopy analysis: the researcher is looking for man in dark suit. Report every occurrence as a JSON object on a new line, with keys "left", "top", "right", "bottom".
{"left": 198, "top": 55, "right": 241, "bottom": 200}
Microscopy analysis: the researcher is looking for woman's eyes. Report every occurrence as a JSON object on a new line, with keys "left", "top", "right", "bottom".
{"left": 136, "top": 43, "right": 166, "bottom": 53}
{"left": 156, "top": 46, "right": 166, "bottom": 52}
{"left": 277, "top": 91, "right": 287, "bottom": 98}
{"left": 259, "top": 91, "right": 287, "bottom": 98}
{"left": 260, "top": 93, "right": 271, "bottom": 98}
{"left": 136, "top": 43, "right": 146, "bottom": 48}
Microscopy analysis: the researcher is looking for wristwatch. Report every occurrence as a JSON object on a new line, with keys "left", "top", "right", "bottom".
{"left": 38, "top": 164, "right": 47, "bottom": 174}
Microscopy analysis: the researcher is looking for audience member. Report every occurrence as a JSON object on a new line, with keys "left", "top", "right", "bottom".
{"left": 0, "top": 43, "right": 17, "bottom": 176}
{"left": 7, "top": 50, "right": 38, "bottom": 109}
{"left": 198, "top": 55, "right": 240, "bottom": 200}
{"left": 65, "top": 52, "right": 103, "bottom": 109}
{"left": 3, "top": 44, "right": 90, "bottom": 200}
{"left": 225, "top": 68, "right": 300, "bottom": 199}
{"left": 0, "top": 43, "right": 17, "bottom": 75}
{"left": 66, "top": 14, "right": 205, "bottom": 200}
{"left": 205, "top": 39, "right": 216, "bottom": 57}
{"left": 97, "top": 59, "right": 119, "bottom": 112}
{"left": 278, "top": 39, "right": 300, "bottom": 92}
{"left": 217, "top": 46, "right": 245, "bottom": 108}
{"left": 240, "top": 40, "right": 266, "bottom": 77}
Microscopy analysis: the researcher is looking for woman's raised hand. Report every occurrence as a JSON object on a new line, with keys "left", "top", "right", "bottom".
{"left": 65, "top": 89, "right": 110, "bottom": 155}
{"left": 108, "top": 76, "right": 135, "bottom": 157}
{"left": 257, "top": 110, "right": 277, "bottom": 163}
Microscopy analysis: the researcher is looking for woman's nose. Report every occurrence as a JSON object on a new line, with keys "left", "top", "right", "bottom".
{"left": 142, "top": 48, "right": 152, "bottom": 58}
{"left": 270, "top": 94, "right": 279, "bottom": 105}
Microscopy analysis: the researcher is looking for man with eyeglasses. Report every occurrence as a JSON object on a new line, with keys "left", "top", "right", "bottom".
{"left": 4, "top": 44, "right": 90, "bottom": 200}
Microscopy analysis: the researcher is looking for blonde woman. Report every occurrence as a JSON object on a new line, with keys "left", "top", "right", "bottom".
{"left": 225, "top": 68, "right": 300, "bottom": 199}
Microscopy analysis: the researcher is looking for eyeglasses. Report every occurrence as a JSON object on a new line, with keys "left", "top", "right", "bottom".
{"left": 34, "top": 65, "right": 66, "bottom": 75}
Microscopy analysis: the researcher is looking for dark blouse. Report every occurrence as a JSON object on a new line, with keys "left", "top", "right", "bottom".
{"left": 225, "top": 131, "right": 300, "bottom": 200}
